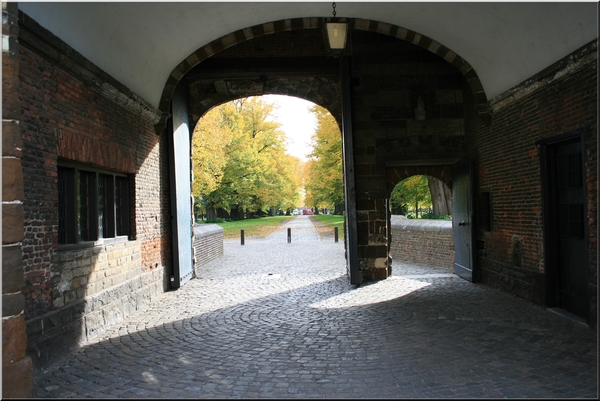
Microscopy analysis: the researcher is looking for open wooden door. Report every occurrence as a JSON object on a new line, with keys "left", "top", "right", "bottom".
{"left": 169, "top": 84, "right": 194, "bottom": 289}
{"left": 452, "top": 161, "right": 478, "bottom": 282}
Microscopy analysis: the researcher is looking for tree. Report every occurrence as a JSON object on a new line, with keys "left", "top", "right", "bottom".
{"left": 427, "top": 177, "right": 452, "bottom": 216}
{"left": 192, "top": 97, "right": 302, "bottom": 219}
{"left": 390, "top": 175, "right": 431, "bottom": 217}
{"left": 303, "top": 105, "right": 343, "bottom": 212}
{"left": 191, "top": 105, "right": 233, "bottom": 196}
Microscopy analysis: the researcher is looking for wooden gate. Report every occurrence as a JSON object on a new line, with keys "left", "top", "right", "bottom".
{"left": 169, "top": 84, "right": 194, "bottom": 288}
{"left": 452, "top": 161, "right": 477, "bottom": 282}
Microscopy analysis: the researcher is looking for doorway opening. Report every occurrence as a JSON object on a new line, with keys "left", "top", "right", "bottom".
{"left": 539, "top": 131, "right": 589, "bottom": 321}
{"left": 191, "top": 95, "right": 344, "bottom": 241}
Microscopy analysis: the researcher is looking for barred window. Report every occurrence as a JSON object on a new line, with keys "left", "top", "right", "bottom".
{"left": 58, "top": 163, "right": 131, "bottom": 245}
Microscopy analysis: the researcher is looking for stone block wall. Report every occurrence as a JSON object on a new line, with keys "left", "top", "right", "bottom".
{"left": 16, "top": 11, "right": 171, "bottom": 370}
{"left": 390, "top": 216, "right": 454, "bottom": 270}
{"left": 26, "top": 265, "right": 163, "bottom": 368}
{"left": 350, "top": 30, "right": 467, "bottom": 281}
{"left": 193, "top": 224, "right": 224, "bottom": 274}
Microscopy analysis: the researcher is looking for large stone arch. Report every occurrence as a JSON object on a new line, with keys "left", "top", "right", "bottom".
{"left": 187, "top": 76, "right": 342, "bottom": 131}
{"left": 156, "top": 17, "right": 487, "bottom": 133}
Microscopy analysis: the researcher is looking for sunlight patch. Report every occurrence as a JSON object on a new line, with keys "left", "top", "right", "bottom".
{"left": 309, "top": 277, "right": 431, "bottom": 309}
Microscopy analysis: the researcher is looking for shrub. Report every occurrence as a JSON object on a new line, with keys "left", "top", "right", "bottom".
{"left": 420, "top": 213, "right": 452, "bottom": 220}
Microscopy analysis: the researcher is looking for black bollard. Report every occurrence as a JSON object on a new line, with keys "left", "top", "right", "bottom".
{"left": 334, "top": 227, "right": 339, "bottom": 243}
{"left": 287, "top": 228, "right": 291, "bottom": 243}
{"left": 241, "top": 229, "right": 245, "bottom": 245}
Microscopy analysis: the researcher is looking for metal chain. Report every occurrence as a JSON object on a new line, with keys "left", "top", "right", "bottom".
{"left": 332, "top": 2, "right": 337, "bottom": 18}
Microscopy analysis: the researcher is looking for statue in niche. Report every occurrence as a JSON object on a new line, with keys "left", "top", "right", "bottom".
{"left": 414, "top": 96, "right": 426, "bottom": 121}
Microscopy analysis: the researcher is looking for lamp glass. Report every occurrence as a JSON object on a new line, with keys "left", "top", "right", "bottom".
{"left": 326, "top": 22, "right": 347, "bottom": 49}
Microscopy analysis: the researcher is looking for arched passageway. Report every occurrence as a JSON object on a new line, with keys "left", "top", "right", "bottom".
{"left": 167, "top": 20, "right": 480, "bottom": 288}
{"left": 6, "top": 4, "right": 596, "bottom": 396}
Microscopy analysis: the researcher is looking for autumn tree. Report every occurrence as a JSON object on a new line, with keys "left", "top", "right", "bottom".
{"left": 427, "top": 177, "right": 452, "bottom": 216}
{"left": 390, "top": 175, "right": 432, "bottom": 218}
{"left": 192, "top": 97, "right": 302, "bottom": 219}
{"left": 303, "top": 105, "right": 343, "bottom": 213}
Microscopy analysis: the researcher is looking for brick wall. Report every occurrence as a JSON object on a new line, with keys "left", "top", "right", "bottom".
{"left": 390, "top": 216, "right": 454, "bottom": 270}
{"left": 467, "top": 41, "right": 597, "bottom": 324}
{"left": 193, "top": 224, "right": 224, "bottom": 274}
{"left": 2, "top": 2, "right": 33, "bottom": 397}
{"left": 17, "top": 13, "right": 171, "bottom": 369}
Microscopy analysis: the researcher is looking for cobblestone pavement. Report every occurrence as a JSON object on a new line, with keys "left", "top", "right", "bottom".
{"left": 32, "top": 216, "right": 597, "bottom": 398}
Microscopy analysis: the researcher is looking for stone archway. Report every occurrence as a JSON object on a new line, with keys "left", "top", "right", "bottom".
{"left": 164, "top": 16, "right": 484, "bottom": 284}
{"left": 156, "top": 17, "right": 488, "bottom": 134}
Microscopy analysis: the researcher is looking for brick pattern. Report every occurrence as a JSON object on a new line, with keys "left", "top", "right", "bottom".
{"left": 17, "top": 16, "right": 171, "bottom": 370}
{"left": 467, "top": 46, "right": 597, "bottom": 324}
{"left": 390, "top": 225, "right": 454, "bottom": 270}
{"left": 2, "top": 2, "right": 33, "bottom": 397}
{"left": 193, "top": 227, "right": 224, "bottom": 273}
{"left": 51, "top": 242, "right": 142, "bottom": 309}
{"left": 19, "top": 43, "right": 168, "bottom": 320}
{"left": 26, "top": 267, "right": 164, "bottom": 369}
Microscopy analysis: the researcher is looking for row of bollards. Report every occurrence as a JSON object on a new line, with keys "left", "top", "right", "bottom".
{"left": 240, "top": 226, "right": 340, "bottom": 245}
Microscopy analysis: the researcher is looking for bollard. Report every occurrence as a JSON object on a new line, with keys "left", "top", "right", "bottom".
{"left": 334, "top": 227, "right": 338, "bottom": 243}
{"left": 287, "top": 228, "right": 291, "bottom": 243}
{"left": 241, "top": 229, "right": 245, "bottom": 245}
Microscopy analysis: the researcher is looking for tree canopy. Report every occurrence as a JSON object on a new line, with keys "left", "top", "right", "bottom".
{"left": 192, "top": 97, "right": 302, "bottom": 218}
{"left": 303, "top": 105, "right": 344, "bottom": 212}
{"left": 390, "top": 175, "right": 452, "bottom": 218}
{"left": 390, "top": 175, "right": 432, "bottom": 217}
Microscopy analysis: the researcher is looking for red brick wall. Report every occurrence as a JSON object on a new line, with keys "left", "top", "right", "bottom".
{"left": 2, "top": 2, "right": 34, "bottom": 397}
{"left": 390, "top": 218, "right": 454, "bottom": 269}
{"left": 19, "top": 43, "right": 170, "bottom": 321}
{"left": 467, "top": 51, "right": 597, "bottom": 313}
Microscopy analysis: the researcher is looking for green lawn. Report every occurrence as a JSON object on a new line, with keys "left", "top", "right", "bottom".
{"left": 200, "top": 215, "right": 295, "bottom": 239}
{"left": 311, "top": 214, "right": 345, "bottom": 240}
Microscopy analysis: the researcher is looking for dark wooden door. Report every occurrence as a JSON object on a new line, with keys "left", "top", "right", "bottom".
{"left": 452, "top": 161, "right": 477, "bottom": 282}
{"left": 554, "top": 141, "right": 588, "bottom": 318}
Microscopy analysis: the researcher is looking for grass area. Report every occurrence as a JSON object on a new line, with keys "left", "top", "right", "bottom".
{"left": 311, "top": 214, "right": 345, "bottom": 240}
{"left": 200, "top": 215, "right": 295, "bottom": 239}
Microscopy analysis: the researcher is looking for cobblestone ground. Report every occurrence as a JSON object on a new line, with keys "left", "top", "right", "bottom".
{"left": 32, "top": 216, "right": 597, "bottom": 398}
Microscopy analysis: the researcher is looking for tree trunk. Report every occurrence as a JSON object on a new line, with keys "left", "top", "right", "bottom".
{"left": 207, "top": 207, "right": 216, "bottom": 221}
{"left": 444, "top": 183, "right": 452, "bottom": 216}
{"left": 428, "top": 177, "right": 452, "bottom": 216}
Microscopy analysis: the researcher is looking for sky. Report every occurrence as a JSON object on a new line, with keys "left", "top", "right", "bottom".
{"left": 263, "top": 95, "right": 317, "bottom": 162}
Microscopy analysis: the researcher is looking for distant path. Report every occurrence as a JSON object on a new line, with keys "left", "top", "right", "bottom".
{"left": 262, "top": 215, "right": 322, "bottom": 242}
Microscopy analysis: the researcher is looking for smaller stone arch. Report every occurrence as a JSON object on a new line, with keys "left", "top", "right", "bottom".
{"left": 386, "top": 165, "right": 453, "bottom": 201}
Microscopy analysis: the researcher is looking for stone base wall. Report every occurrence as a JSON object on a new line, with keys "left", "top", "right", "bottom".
{"left": 390, "top": 216, "right": 454, "bottom": 270}
{"left": 26, "top": 263, "right": 164, "bottom": 370}
{"left": 193, "top": 224, "right": 224, "bottom": 275}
